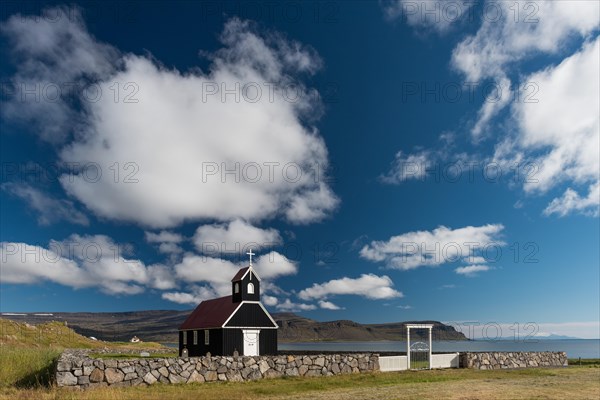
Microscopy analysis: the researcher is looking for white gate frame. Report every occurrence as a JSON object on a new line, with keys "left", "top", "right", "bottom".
{"left": 406, "top": 324, "right": 433, "bottom": 370}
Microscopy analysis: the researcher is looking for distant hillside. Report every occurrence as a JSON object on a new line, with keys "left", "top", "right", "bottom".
{"left": 1, "top": 311, "right": 467, "bottom": 343}
{"left": 0, "top": 318, "right": 164, "bottom": 350}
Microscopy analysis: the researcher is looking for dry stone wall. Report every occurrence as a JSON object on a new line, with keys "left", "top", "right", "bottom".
{"left": 460, "top": 352, "right": 568, "bottom": 369}
{"left": 55, "top": 349, "right": 380, "bottom": 389}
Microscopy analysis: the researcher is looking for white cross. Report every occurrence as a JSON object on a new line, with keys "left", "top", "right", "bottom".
{"left": 246, "top": 249, "right": 255, "bottom": 266}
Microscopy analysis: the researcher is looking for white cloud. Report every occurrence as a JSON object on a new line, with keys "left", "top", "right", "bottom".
{"left": 455, "top": 264, "right": 490, "bottom": 276}
{"left": 452, "top": 1, "right": 599, "bottom": 82}
{"left": 298, "top": 274, "right": 403, "bottom": 300}
{"left": 384, "top": 0, "right": 474, "bottom": 34}
{"left": 360, "top": 224, "right": 504, "bottom": 270}
{"left": 380, "top": 150, "right": 431, "bottom": 183}
{"left": 451, "top": 1, "right": 599, "bottom": 138}
{"left": 0, "top": 236, "right": 175, "bottom": 295}
{"left": 193, "top": 219, "right": 281, "bottom": 253}
{"left": 397, "top": 305, "right": 412, "bottom": 309}
{"left": 253, "top": 251, "right": 297, "bottom": 280}
{"left": 1, "top": 9, "right": 338, "bottom": 228}
{"left": 145, "top": 231, "right": 184, "bottom": 254}
{"left": 319, "top": 300, "right": 343, "bottom": 310}
{"left": 275, "top": 299, "right": 317, "bottom": 312}
{"left": 172, "top": 251, "right": 297, "bottom": 299}
{"left": 509, "top": 38, "right": 600, "bottom": 217}
{"left": 161, "top": 286, "right": 219, "bottom": 305}
{"left": 544, "top": 182, "right": 599, "bottom": 217}
{"left": 262, "top": 295, "right": 279, "bottom": 306}
{"left": 2, "top": 183, "right": 89, "bottom": 226}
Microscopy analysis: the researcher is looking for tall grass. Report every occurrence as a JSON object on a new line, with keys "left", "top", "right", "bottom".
{"left": 0, "top": 347, "right": 61, "bottom": 388}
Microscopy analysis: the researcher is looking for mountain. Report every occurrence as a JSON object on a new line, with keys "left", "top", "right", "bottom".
{"left": 1, "top": 311, "right": 467, "bottom": 343}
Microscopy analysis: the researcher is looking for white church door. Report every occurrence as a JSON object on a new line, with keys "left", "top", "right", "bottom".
{"left": 242, "top": 330, "right": 260, "bottom": 356}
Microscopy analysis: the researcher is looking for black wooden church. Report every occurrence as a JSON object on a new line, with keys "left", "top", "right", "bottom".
{"left": 178, "top": 251, "right": 278, "bottom": 357}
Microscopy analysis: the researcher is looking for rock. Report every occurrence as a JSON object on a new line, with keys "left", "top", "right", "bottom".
{"left": 56, "top": 361, "right": 71, "bottom": 372}
{"left": 131, "top": 378, "right": 144, "bottom": 386}
{"left": 158, "top": 367, "right": 169, "bottom": 377}
{"left": 169, "top": 374, "right": 186, "bottom": 384}
{"left": 217, "top": 365, "right": 228, "bottom": 374}
{"left": 56, "top": 372, "right": 77, "bottom": 386}
{"left": 331, "top": 363, "right": 340, "bottom": 374}
{"left": 218, "top": 373, "right": 227, "bottom": 381}
{"left": 264, "top": 369, "right": 283, "bottom": 379}
{"left": 143, "top": 372, "right": 157, "bottom": 385}
{"left": 140, "top": 352, "right": 150, "bottom": 357}
{"left": 285, "top": 367, "right": 299, "bottom": 377}
{"left": 121, "top": 366, "right": 135, "bottom": 374}
{"left": 204, "top": 370, "right": 218, "bottom": 381}
{"left": 247, "top": 369, "right": 262, "bottom": 380}
{"left": 226, "top": 371, "right": 243, "bottom": 382}
{"left": 89, "top": 368, "right": 104, "bottom": 383}
{"left": 298, "top": 365, "right": 309, "bottom": 376}
{"left": 77, "top": 376, "right": 90, "bottom": 385}
{"left": 188, "top": 370, "right": 205, "bottom": 383}
{"left": 83, "top": 366, "right": 94, "bottom": 376}
{"left": 314, "top": 357, "right": 325, "bottom": 367}
{"left": 105, "top": 368, "right": 125, "bottom": 384}
{"left": 258, "top": 360, "right": 270, "bottom": 374}
{"left": 124, "top": 372, "right": 137, "bottom": 381}
{"left": 73, "top": 368, "right": 83, "bottom": 377}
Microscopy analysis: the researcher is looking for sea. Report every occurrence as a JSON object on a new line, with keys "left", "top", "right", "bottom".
{"left": 164, "top": 339, "right": 600, "bottom": 359}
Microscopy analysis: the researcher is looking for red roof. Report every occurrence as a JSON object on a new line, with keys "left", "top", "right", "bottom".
{"left": 179, "top": 295, "right": 240, "bottom": 330}
{"left": 231, "top": 267, "right": 250, "bottom": 282}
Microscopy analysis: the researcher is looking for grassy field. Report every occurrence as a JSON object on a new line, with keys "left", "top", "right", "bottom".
{"left": 0, "top": 318, "right": 167, "bottom": 389}
{"left": 1, "top": 318, "right": 599, "bottom": 399}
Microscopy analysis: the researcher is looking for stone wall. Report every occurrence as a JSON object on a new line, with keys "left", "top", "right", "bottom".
{"left": 460, "top": 352, "right": 568, "bottom": 370}
{"left": 55, "top": 349, "right": 380, "bottom": 389}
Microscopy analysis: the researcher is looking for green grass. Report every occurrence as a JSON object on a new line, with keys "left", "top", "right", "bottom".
{"left": 569, "top": 358, "right": 600, "bottom": 367}
{"left": 0, "top": 318, "right": 169, "bottom": 389}
{"left": 0, "top": 347, "right": 61, "bottom": 388}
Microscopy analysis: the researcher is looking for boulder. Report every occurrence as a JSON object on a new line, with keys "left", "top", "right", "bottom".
{"left": 188, "top": 370, "right": 205, "bottom": 383}
{"left": 56, "top": 372, "right": 77, "bottom": 386}
{"left": 89, "top": 368, "right": 105, "bottom": 383}
{"left": 143, "top": 372, "right": 157, "bottom": 385}
{"left": 105, "top": 368, "right": 125, "bottom": 384}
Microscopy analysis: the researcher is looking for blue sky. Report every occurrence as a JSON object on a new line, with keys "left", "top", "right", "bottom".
{"left": 1, "top": 1, "right": 599, "bottom": 338}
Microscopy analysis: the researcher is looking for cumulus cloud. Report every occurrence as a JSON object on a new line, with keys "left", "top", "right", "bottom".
{"left": 0, "top": 235, "right": 175, "bottom": 295}
{"left": 507, "top": 38, "right": 599, "bottom": 217}
{"left": 384, "top": 0, "right": 474, "bottom": 34}
{"left": 1, "top": 8, "right": 338, "bottom": 228}
{"left": 2, "top": 183, "right": 89, "bottom": 226}
{"left": 193, "top": 219, "right": 282, "bottom": 254}
{"left": 455, "top": 264, "right": 490, "bottom": 277}
{"left": 262, "top": 295, "right": 279, "bottom": 306}
{"left": 544, "top": 182, "right": 600, "bottom": 218}
{"left": 161, "top": 286, "right": 220, "bottom": 305}
{"left": 319, "top": 300, "right": 343, "bottom": 310}
{"left": 172, "top": 251, "right": 297, "bottom": 299}
{"left": 451, "top": 1, "right": 599, "bottom": 138}
{"left": 298, "top": 274, "right": 403, "bottom": 300}
{"left": 360, "top": 224, "right": 504, "bottom": 270}
{"left": 275, "top": 299, "right": 317, "bottom": 312}
{"left": 145, "top": 231, "right": 184, "bottom": 255}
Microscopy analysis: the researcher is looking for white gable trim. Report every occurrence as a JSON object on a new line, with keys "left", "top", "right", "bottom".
{"left": 221, "top": 300, "right": 278, "bottom": 328}
{"left": 236, "top": 266, "right": 262, "bottom": 282}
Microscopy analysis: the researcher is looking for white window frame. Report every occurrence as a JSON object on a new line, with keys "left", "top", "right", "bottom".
{"left": 247, "top": 282, "right": 254, "bottom": 294}
{"left": 234, "top": 282, "right": 240, "bottom": 293}
{"left": 204, "top": 329, "right": 209, "bottom": 345}
{"left": 193, "top": 330, "right": 198, "bottom": 345}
